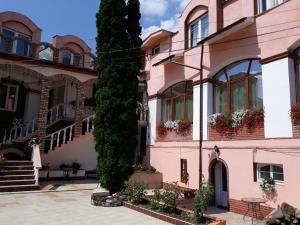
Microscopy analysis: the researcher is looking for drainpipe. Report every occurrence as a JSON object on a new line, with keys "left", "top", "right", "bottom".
{"left": 170, "top": 42, "right": 205, "bottom": 189}
{"left": 199, "top": 43, "right": 204, "bottom": 188}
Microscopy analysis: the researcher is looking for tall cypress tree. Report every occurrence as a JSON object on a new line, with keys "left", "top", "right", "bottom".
{"left": 94, "top": 0, "right": 141, "bottom": 194}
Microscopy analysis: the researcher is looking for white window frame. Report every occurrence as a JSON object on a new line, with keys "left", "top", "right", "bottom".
{"left": 0, "top": 83, "right": 19, "bottom": 112}
{"left": 257, "top": 0, "right": 285, "bottom": 14}
{"left": 151, "top": 44, "right": 160, "bottom": 56}
{"left": 188, "top": 13, "right": 208, "bottom": 48}
{"left": 1, "top": 28, "right": 31, "bottom": 56}
{"left": 257, "top": 163, "right": 284, "bottom": 183}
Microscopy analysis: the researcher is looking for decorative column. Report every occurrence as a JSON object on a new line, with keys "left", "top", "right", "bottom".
{"left": 74, "top": 83, "right": 85, "bottom": 137}
{"left": 37, "top": 79, "right": 51, "bottom": 151}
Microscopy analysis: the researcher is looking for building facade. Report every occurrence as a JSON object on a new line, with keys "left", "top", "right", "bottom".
{"left": 144, "top": 0, "right": 300, "bottom": 216}
{"left": 0, "top": 11, "right": 148, "bottom": 191}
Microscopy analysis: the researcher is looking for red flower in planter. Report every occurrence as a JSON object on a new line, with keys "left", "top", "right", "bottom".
{"left": 157, "top": 121, "right": 167, "bottom": 137}
{"left": 291, "top": 103, "right": 300, "bottom": 125}
{"left": 176, "top": 120, "right": 192, "bottom": 136}
{"left": 214, "top": 113, "right": 235, "bottom": 135}
{"left": 243, "top": 108, "right": 264, "bottom": 132}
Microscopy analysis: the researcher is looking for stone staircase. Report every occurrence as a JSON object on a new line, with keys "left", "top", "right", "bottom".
{"left": 0, "top": 161, "right": 39, "bottom": 192}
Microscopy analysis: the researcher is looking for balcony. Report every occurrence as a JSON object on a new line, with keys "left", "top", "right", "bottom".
{"left": 0, "top": 32, "right": 96, "bottom": 70}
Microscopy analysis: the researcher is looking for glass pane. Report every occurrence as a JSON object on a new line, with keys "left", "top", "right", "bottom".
{"left": 174, "top": 97, "right": 184, "bottom": 120}
{"left": 214, "top": 84, "right": 227, "bottom": 113}
{"left": 2, "top": 29, "right": 14, "bottom": 37}
{"left": 226, "top": 60, "right": 250, "bottom": 80}
{"left": 201, "top": 14, "right": 208, "bottom": 39}
{"left": 172, "top": 82, "right": 186, "bottom": 96}
{"left": 0, "top": 36, "right": 5, "bottom": 51}
{"left": 186, "top": 81, "right": 193, "bottom": 95}
{"left": 16, "top": 39, "right": 29, "bottom": 56}
{"left": 273, "top": 165, "right": 283, "bottom": 173}
{"left": 187, "top": 95, "right": 193, "bottom": 121}
{"left": 162, "top": 99, "right": 171, "bottom": 122}
{"left": 231, "top": 81, "right": 246, "bottom": 112}
{"left": 190, "top": 21, "right": 199, "bottom": 47}
{"left": 249, "top": 75, "right": 263, "bottom": 109}
{"left": 62, "top": 50, "right": 72, "bottom": 64}
{"left": 297, "top": 64, "right": 300, "bottom": 101}
{"left": 260, "top": 165, "right": 271, "bottom": 172}
{"left": 162, "top": 88, "right": 172, "bottom": 98}
{"left": 215, "top": 71, "right": 227, "bottom": 83}
{"left": 260, "top": 171, "right": 271, "bottom": 179}
{"left": 273, "top": 173, "right": 284, "bottom": 181}
{"left": 7, "top": 86, "right": 17, "bottom": 110}
{"left": 249, "top": 60, "right": 262, "bottom": 75}
{"left": 0, "top": 84, "right": 8, "bottom": 108}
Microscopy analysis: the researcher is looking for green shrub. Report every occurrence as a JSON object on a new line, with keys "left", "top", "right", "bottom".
{"left": 149, "top": 189, "right": 162, "bottom": 210}
{"left": 72, "top": 162, "right": 81, "bottom": 174}
{"left": 161, "top": 183, "right": 182, "bottom": 212}
{"left": 123, "top": 182, "right": 146, "bottom": 204}
{"left": 193, "top": 184, "right": 214, "bottom": 222}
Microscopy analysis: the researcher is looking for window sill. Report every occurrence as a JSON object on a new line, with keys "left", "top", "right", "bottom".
{"left": 256, "top": 180, "right": 285, "bottom": 186}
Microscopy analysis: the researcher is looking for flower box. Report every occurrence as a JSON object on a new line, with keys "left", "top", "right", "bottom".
{"left": 123, "top": 201, "right": 226, "bottom": 225}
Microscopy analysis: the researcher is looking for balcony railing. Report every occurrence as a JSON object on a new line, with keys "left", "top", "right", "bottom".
{"left": 137, "top": 102, "right": 148, "bottom": 122}
{"left": 47, "top": 103, "right": 75, "bottom": 126}
{"left": 0, "top": 32, "right": 96, "bottom": 69}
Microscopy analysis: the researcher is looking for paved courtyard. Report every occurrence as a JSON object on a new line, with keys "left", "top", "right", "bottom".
{"left": 0, "top": 181, "right": 262, "bottom": 225}
{"left": 0, "top": 189, "right": 170, "bottom": 225}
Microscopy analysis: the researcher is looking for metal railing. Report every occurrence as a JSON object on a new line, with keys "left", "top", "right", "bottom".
{"left": 47, "top": 103, "right": 75, "bottom": 126}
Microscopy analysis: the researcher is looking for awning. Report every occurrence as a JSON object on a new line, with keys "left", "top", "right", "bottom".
{"left": 153, "top": 53, "right": 184, "bottom": 67}
{"left": 198, "top": 17, "right": 255, "bottom": 45}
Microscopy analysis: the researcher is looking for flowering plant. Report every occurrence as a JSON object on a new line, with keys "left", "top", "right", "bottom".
{"left": 28, "top": 138, "right": 41, "bottom": 148}
{"left": 164, "top": 120, "right": 180, "bottom": 130}
{"left": 232, "top": 110, "right": 247, "bottom": 128}
{"left": 260, "top": 177, "right": 275, "bottom": 192}
{"left": 181, "top": 171, "right": 189, "bottom": 184}
{"left": 157, "top": 120, "right": 192, "bottom": 137}
{"left": 290, "top": 103, "right": 300, "bottom": 125}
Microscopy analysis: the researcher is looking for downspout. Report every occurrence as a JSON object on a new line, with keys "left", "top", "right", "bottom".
{"left": 199, "top": 43, "right": 204, "bottom": 188}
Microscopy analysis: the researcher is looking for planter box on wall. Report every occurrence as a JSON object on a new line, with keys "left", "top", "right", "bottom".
{"left": 157, "top": 128, "right": 193, "bottom": 142}
{"left": 127, "top": 171, "right": 162, "bottom": 189}
{"left": 208, "top": 125, "right": 264, "bottom": 141}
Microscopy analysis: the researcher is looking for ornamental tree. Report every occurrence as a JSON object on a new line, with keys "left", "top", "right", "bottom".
{"left": 94, "top": 0, "right": 142, "bottom": 194}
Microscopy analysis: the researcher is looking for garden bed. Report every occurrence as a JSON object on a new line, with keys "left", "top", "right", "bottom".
{"left": 123, "top": 201, "right": 225, "bottom": 225}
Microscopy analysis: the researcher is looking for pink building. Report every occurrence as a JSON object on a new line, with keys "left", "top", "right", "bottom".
{"left": 144, "top": 0, "right": 300, "bottom": 217}
{"left": 0, "top": 11, "right": 148, "bottom": 192}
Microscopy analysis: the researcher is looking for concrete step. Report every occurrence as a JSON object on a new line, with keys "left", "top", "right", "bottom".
{"left": 0, "top": 166, "right": 34, "bottom": 171}
{"left": 1, "top": 161, "right": 33, "bottom": 166}
{"left": 0, "top": 170, "right": 34, "bottom": 176}
{"left": 0, "top": 175, "right": 35, "bottom": 181}
{"left": 0, "top": 179, "right": 35, "bottom": 186}
{"left": 0, "top": 184, "right": 39, "bottom": 192}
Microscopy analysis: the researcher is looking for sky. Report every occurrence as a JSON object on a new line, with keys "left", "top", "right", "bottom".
{"left": 0, "top": 0, "right": 190, "bottom": 53}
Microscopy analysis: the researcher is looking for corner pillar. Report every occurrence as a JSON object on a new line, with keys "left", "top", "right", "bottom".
{"left": 74, "top": 83, "right": 85, "bottom": 137}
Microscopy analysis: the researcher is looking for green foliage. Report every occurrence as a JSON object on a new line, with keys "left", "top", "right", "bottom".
{"left": 193, "top": 184, "right": 214, "bottom": 222}
{"left": 260, "top": 177, "right": 275, "bottom": 192}
{"left": 149, "top": 189, "right": 162, "bottom": 210}
{"left": 161, "top": 183, "right": 182, "bottom": 212}
{"left": 123, "top": 182, "right": 146, "bottom": 204}
{"left": 72, "top": 162, "right": 81, "bottom": 174}
{"left": 95, "top": 0, "right": 142, "bottom": 194}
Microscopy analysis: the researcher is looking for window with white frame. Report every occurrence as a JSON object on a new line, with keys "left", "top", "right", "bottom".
{"left": 257, "top": 164, "right": 284, "bottom": 182}
{"left": 1, "top": 28, "right": 31, "bottom": 57}
{"left": 257, "top": 0, "right": 286, "bottom": 14}
{"left": 151, "top": 44, "right": 160, "bottom": 56}
{"left": 188, "top": 13, "right": 208, "bottom": 48}
{"left": 0, "top": 83, "right": 19, "bottom": 111}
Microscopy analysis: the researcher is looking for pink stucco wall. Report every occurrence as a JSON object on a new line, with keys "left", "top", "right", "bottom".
{"left": 146, "top": 0, "right": 300, "bottom": 211}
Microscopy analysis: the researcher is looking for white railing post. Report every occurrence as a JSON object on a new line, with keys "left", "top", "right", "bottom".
{"left": 50, "top": 134, "right": 54, "bottom": 150}
{"left": 63, "top": 128, "right": 66, "bottom": 144}
{"left": 56, "top": 132, "right": 60, "bottom": 147}
{"left": 86, "top": 117, "right": 90, "bottom": 132}
{"left": 3, "top": 130, "right": 6, "bottom": 143}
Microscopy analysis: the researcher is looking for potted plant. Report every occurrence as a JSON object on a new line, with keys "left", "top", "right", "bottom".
{"left": 181, "top": 171, "right": 189, "bottom": 184}
{"left": 260, "top": 177, "right": 276, "bottom": 192}
{"left": 72, "top": 162, "right": 81, "bottom": 174}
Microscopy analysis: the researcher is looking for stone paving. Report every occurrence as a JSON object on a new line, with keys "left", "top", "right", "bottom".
{"left": 0, "top": 189, "right": 171, "bottom": 225}
{"left": 0, "top": 180, "right": 263, "bottom": 225}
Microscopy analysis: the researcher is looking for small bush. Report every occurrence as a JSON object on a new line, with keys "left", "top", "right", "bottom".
{"left": 149, "top": 189, "right": 162, "bottom": 210}
{"left": 161, "top": 183, "right": 182, "bottom": 212}
{"left": 123, "top": 182, "right": 146, "bottom": 204}
{"left": 193, "top": 184, "right": 214, "bottom": 222}
{"left": 72, "top": 162, "right": 81, "bottom": 174}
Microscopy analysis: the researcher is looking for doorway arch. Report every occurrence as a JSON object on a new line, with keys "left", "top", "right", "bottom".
{"left": 209, "top": 159, "right": 229, "bottom": 209}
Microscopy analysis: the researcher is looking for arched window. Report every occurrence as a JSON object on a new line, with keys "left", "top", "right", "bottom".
{"left": 62, "top": 49, "right": 73, "bottom": 65}
{"left": 213, "top": 59, "right": 263, "bottom": 113}
{"left": 161, "top": 81, "right": 193, "bottom": 122}
{"left": 294, "top": 47, "right": 300, "bottom": 102}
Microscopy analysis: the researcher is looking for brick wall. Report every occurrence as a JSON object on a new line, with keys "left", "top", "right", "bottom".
{"left": 229, "top": 199, "right": 273, "bottom": 219}
{"left": 293, "top": 125, "right": 300, "bottom": 138}
{"left": 156, "top": 128, "right": 193, "bottom": 142}
{"left": 208, "top": 125, "right": 264, "bottom": 141}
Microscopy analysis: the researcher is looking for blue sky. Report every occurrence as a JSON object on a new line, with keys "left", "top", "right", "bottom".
{"left": 0, "top": 0, "right": 189, "bottom": 52}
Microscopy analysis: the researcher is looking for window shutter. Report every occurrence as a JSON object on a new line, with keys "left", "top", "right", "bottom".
{"left": 253, "top": 163, "right": 258, "bottom": 182}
